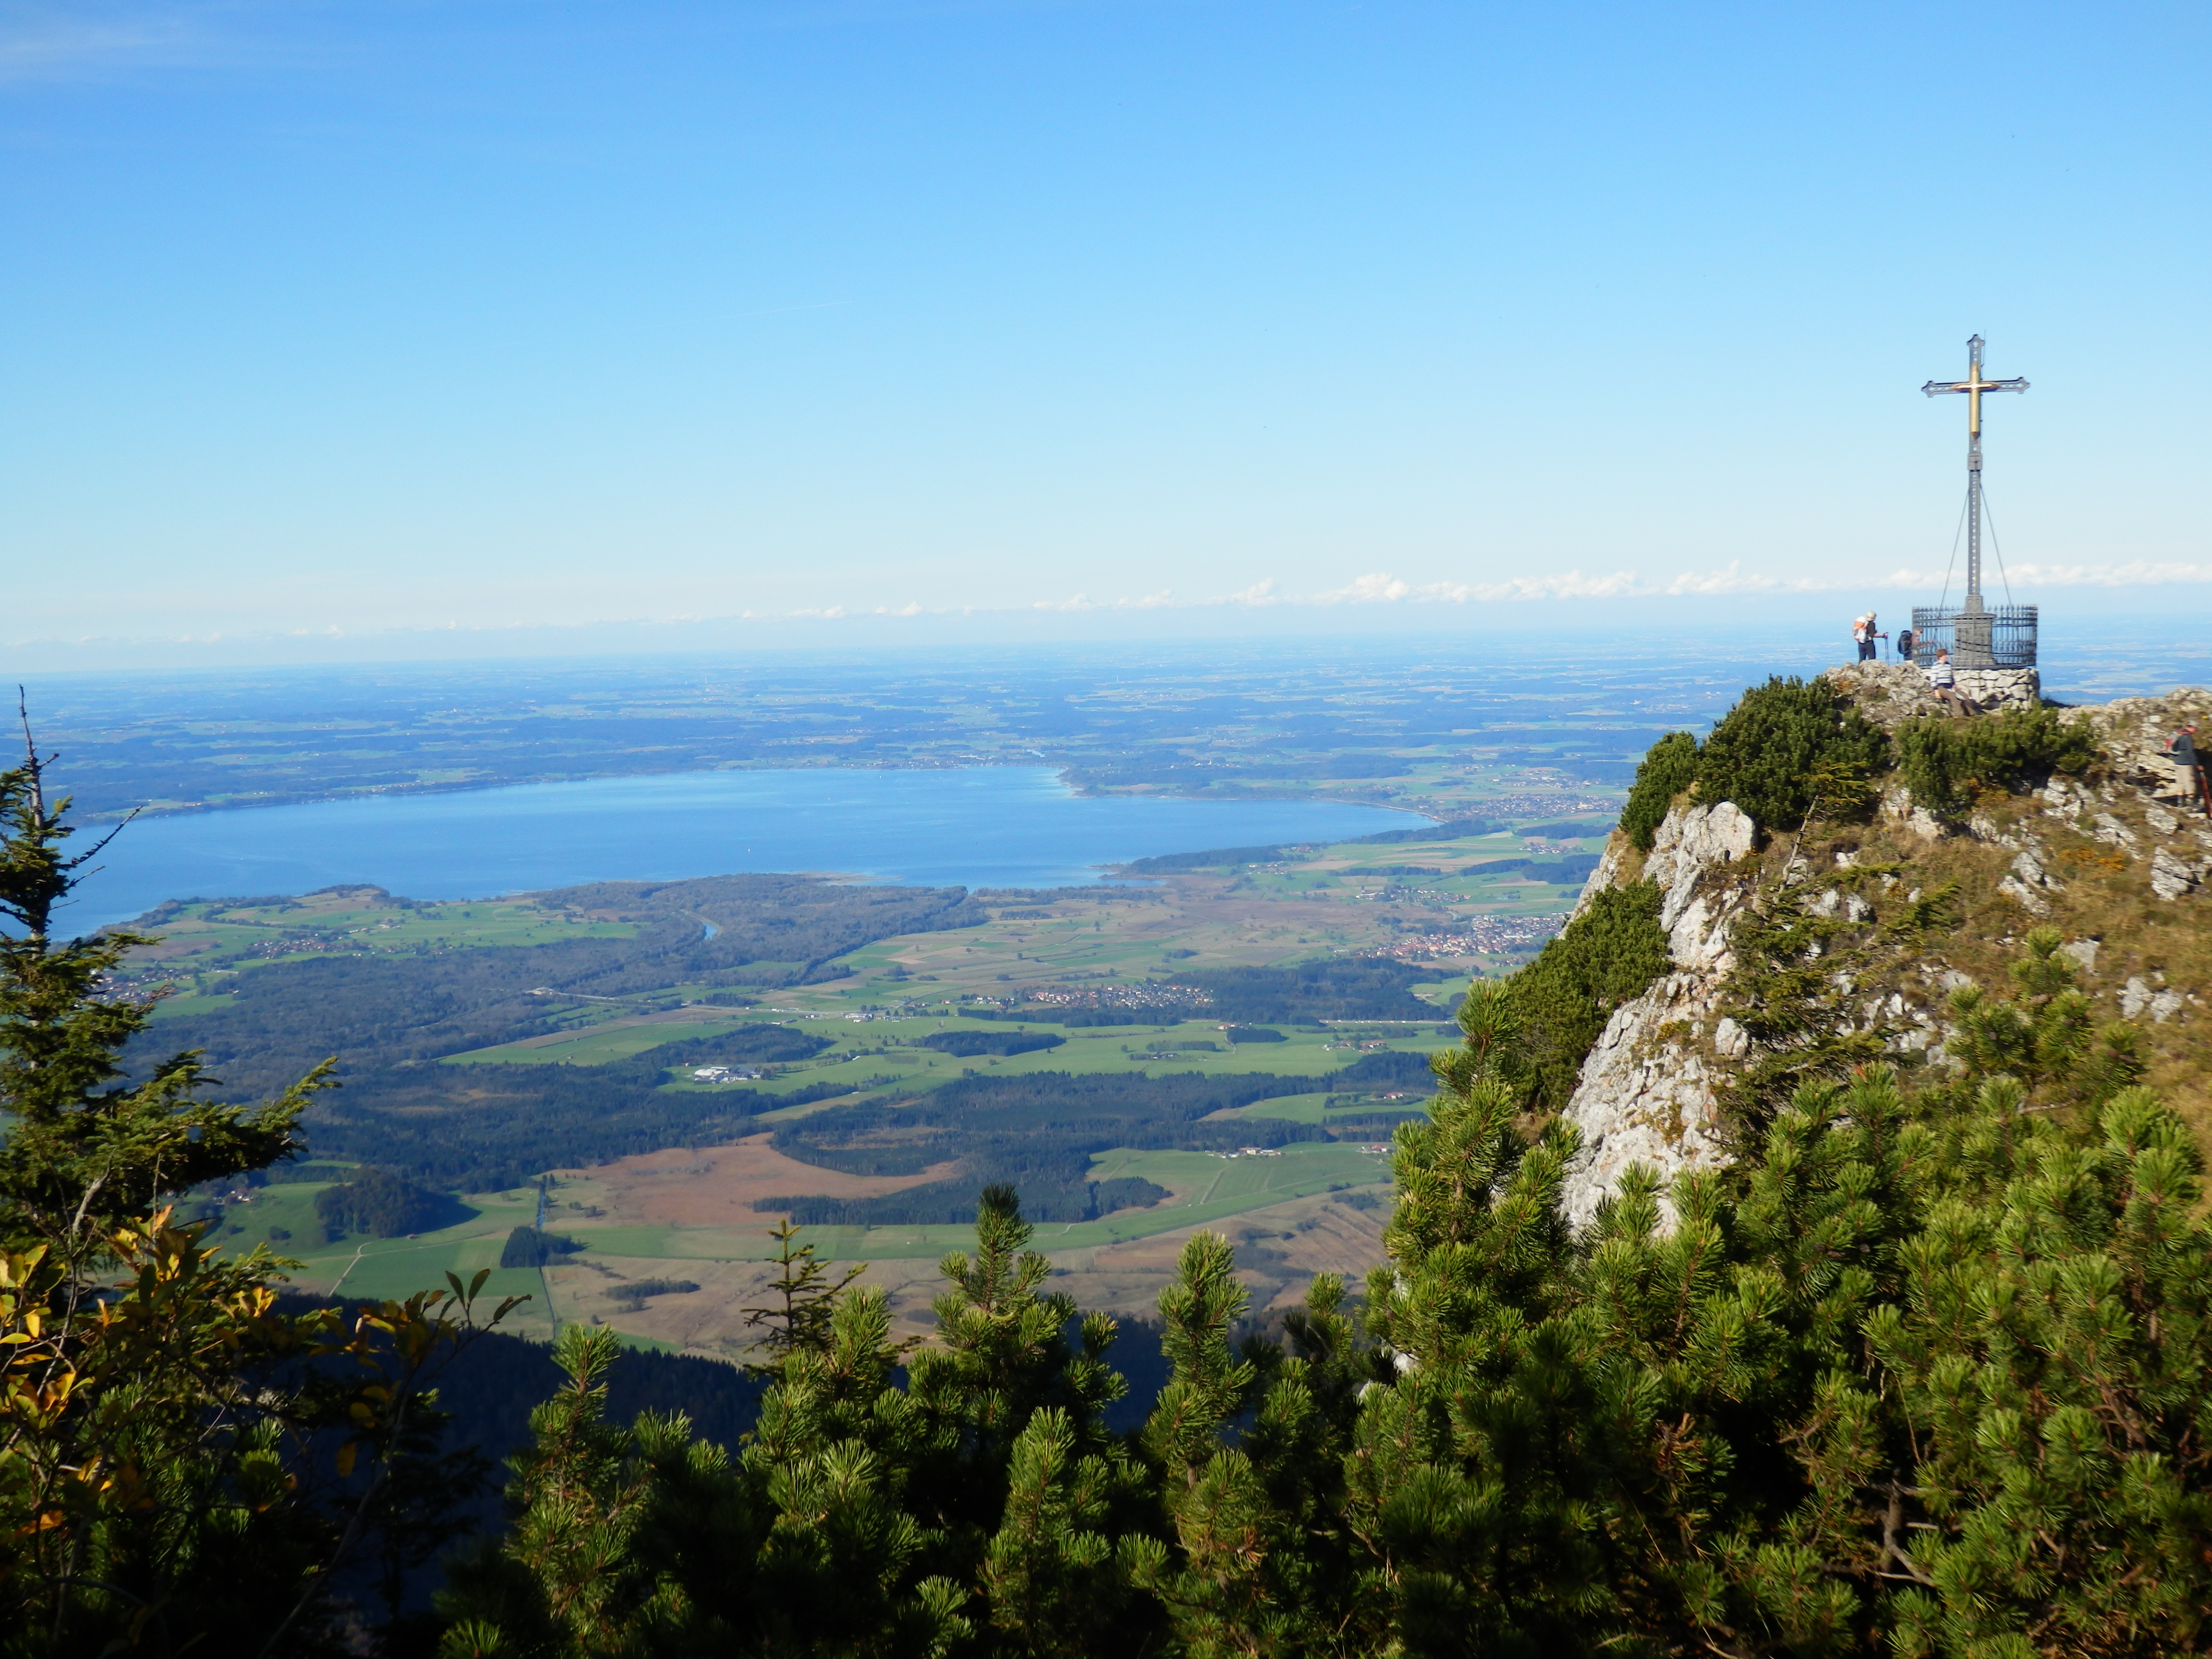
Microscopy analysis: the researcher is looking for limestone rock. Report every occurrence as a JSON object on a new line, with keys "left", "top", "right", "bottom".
{"left": 2094, "top": 813, "right": 2141, "bottom": 853}
{"left": 1969, "top": 813, "right": 2020, "bottom": 848}
{"left": 1556, "top": 801, "right": 1755, "bottom": 1229}
{"left": 2041, "top": 778, "right": 2092, "bottom": 825}
{"left": 1555, "top": 973, "right": 1733, "bottom": 1232}
{"left": 2057, "top": 938, "right": 2099, "bottom": 974}
{"left": 2151, "top": 846, "right": 2199, "bottom": 902}
{"left": 2120, "top": 977, "right": 2185, "bottom": 1023}
{"left": 1880, "top": 782, "right": 1948, "bottom": 841}
{"left": 1820, "top": 661, "right": 1947, "bottom": 726}
{"left": 1809, "top": 888, "right": 1873, "bottom": 921}
{"left": 2009, "top": 847, "right": 2061, "bottom": 892}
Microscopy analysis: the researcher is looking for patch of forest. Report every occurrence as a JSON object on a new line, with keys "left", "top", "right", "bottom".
{"left": 1462, "top": 852, "right": 1602, "bottom": 883}
{"left": 313, "top": 1168, "right": 472, "bottom": 1240}
{"left": 916, "top": 1029, "right": 1067, "bottom": 1058}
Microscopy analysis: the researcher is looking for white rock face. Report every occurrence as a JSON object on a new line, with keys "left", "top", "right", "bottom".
{"left": 1642, "top": 803, "right": 1756, "bottom": 970}
{"left": 1556, "top": 801, "right": 1755, "bottom": 1231}
{"left": 1879, "top": 783, "right": 1948, "bottom": 842}
{"left": 2121, "top": 976, "right": 2186, "bottom": 1024}
{"left": 1557, "top": 975, "right": 1735, "bottom": 1231}
{"left": 2001, "top": 844, "right": 2064, "bottom": 916}
{"left": 2151, "top": 846, "right": 2200, "bottom": 902}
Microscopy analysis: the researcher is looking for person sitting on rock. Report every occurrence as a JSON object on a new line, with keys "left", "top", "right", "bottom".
{"left": 1923, "top": 647, "right": 1970, "bottom": 717}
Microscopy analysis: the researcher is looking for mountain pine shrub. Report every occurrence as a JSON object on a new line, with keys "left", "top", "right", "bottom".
{"left": 1694, "top": 675, "right": 1888, "bottom": 837}
{"left": 1619, "top": 729, "right": 1699, "bottom": 851}
{"left": 451, "top": 928, "right": 2212, "bottom": 1659}
{"left": 1893, "top": 702, "right": 2099, "bottom": 818}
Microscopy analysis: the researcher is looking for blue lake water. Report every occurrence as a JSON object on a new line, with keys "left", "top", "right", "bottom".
{"left": 67, "top": 767, "right": 1422, "bottom": 933}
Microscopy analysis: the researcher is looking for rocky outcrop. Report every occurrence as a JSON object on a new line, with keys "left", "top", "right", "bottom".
{"left": 2121, "top": 977, "right": 2187, "bottom": 1024}
{"left": 1556, "top": 803, "right": 1755, "bottom": 1230}
{"left": 2073, "top": 689, "right": 2212, "bottom": 802}
{"left": 1822, "top": 661, "right": 1948, "bottom": 727}
{"left": 1823, "top": 659, "right": 2040, "bottom": 723}
{"left": 1549, "top": 680, "right": 2212, "bottom": 1231}
{"left": 1878, "top": 783, "right": 1949, "bottom": 842}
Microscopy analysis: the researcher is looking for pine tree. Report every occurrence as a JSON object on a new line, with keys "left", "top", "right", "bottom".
{"left": 0, "top": 724, "right": 518, "bottom": 1657}
{"left": 740, "top": 1218, "right": 865, "bottom": 1375}
{"left": 905, "top": 1183, "right": 1148, "bottom": 1656}
{"left": 437, "top": 1325, "right": 726, "bottom": 1658}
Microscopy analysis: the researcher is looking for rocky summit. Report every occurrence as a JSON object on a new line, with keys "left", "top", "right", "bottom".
{"left": 1556, "top": 673, "right": 2212, "bottom": 1228}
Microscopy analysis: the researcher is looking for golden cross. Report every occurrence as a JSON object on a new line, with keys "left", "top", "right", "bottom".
{"left": 1922, "top": 333, "right": 2027, "bottom": 447}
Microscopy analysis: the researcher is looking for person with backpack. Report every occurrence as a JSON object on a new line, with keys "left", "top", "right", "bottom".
{"left": 2168, "top": 724, "right": 2208, "bottom": 815}
{"left": 1895, "top": 625, "right": 1917, "bottom": 663}
{"left": 1853, "top": 612, "right": 1887, "bottom": 662}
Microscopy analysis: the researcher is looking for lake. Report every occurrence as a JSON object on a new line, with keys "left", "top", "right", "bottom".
{"left": 66, "top": 766, "right": 1421, "bottom": 933}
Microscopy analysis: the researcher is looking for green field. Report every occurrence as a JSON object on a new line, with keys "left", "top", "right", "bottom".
{"left": 444, "top": 1015, "right": 758, "bottom": 1065}
{"left": 199, "top": 1180, "right": 552, "bottom": 1333}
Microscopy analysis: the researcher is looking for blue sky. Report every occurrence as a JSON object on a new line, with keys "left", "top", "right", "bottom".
{"left": 4, "top": 0, "right": 2209, "bottom": 667}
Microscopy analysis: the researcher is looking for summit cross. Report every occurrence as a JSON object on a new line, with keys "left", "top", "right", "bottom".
{"left": 1921, "top": 335, "right": 2028, "bottom": 644}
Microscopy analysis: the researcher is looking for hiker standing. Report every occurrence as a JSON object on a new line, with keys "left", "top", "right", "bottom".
{"left": 1895, "top": 625, "right": 1916, "bottom": 664}
{"left": 1852, "top": 614, "right": 1872, "bottom": 661}
{"left": 2168, "top": 724, "right": 2209, "bottom": 815}
{"left": 1925, "top": 647, "right": 1967, "bottom": 718}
